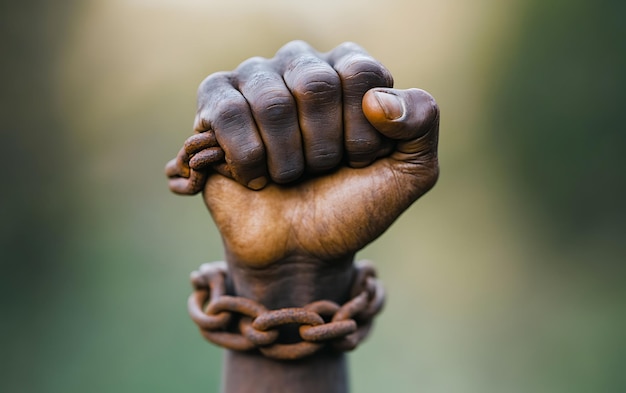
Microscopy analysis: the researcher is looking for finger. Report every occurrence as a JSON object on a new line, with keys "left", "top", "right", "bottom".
{"left": 196, "top": 73, "right": 268, "bottom": 190}
{"left": 236, "top": 58, "right": 304, "bottom": 184}
{"left": 282, "top": 53, "right": 343, "bottom": 173}
{"left": 362, "top": 87, "right": 439, "bottom": 166}
{"left": 325, "top": 42, "right": 394, "bottom": 167}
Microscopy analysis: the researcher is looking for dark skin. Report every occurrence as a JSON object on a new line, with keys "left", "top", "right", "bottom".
{"left": 171, "top": 40, "right": 439, "bottom": 308}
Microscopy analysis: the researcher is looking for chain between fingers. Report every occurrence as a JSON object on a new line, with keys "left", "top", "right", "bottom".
{"left": 188, "top": 260, "right": 385, "bottom": 360}
{"left": 165, "top": 130, "right": 224, "bottom": 195}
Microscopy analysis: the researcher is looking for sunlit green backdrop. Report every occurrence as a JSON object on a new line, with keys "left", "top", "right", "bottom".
{"left": 2, "top": 0, "right": 624, "bottom": 392}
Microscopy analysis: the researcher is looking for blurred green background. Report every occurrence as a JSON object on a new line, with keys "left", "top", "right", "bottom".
{"left": 2, "top": 0, "right": 625, "bottom": 392}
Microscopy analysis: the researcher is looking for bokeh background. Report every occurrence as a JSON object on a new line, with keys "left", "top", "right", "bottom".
{"left": 2, "top": 0, "right": 625, "bottom": 392}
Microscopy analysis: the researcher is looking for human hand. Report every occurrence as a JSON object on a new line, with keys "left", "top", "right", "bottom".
{"left": 167, "top": 41, "right": 439, "bottom": 303}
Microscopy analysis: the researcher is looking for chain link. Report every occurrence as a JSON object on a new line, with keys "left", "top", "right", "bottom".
{"left": 165, "top": 130, "right": 223, "bottom": 195}
{"left": 188, "top": 260, "right": 385, "bottom": 360}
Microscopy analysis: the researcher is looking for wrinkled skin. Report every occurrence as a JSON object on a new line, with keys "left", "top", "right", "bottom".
{"left": 179, "top": 41, "right": 439, "bottom": 306}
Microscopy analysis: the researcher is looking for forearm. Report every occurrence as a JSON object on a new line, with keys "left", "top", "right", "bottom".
{"left": 222, "top": 347, "right": 348, "bottom": 393}
{"left": 219, "top": 252, "right": 355, "bottom": 393}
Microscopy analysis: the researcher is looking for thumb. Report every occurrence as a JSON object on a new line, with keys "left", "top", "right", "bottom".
{"left": 362, "top": 88, "right": 439, "bottom": 165}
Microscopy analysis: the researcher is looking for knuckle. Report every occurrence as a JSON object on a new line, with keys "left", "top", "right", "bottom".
{"left": 412, "top": 88, "right": 440, "bottom": 132}
{"left": 259, "top": 94, "right": 295, "bottom": 121}
{"left": 238, "top": 72, "right": 296, "bottom": 123}
{"left": 198, "top": 71, "right": 232, "bottom": 95}
{"left": 307, "top": 146, "right": 342, "bottom": 171}
{"left": 275, "top": 40, "right": 313, "bottom": 59}
{"left": 335, "top": 41, "right": 366, "bottom": 54}
{"left": 243, "top": 144, "right": 265, "bottom": 162}
{"left": 337, "top": 41, "right": 365, "bottom": 53}
{"left": 232, "top": 143, "right": 265, "bottom": 164}
{"left": 336, "top": 55, "right": 393, "bottom": 87}
{"left": 214, "top": 96, "right": 248, "bottom": 127}
{"left": 244, "top": 70, "right": 277, "bottom": 89}
{"left": 194, "top": 113, "right": 210, "bottom": 132}
{"left": 290, "top": 68, "right": 340, "bottom": 102}
{"left": 235, "top": 56, "right": 267, "bottom": 74}
{"left": 296, "top": 73, "right": 340, "bottom": 98}
{"left": 413, "top": 88, "right": 439, "bottom": 112}
{"left": 423, "top": 92, "right": 440, "bottom": 121}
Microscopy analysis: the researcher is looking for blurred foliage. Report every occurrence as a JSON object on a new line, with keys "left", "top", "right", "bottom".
{"left": 1, "top": 1, "right": 82, "bottom": 392}
{"left": 488, "top": 0, "right": 626, "bottom": 255}
{"left": 1, "top": 0, "right": 624, "bottom": 392}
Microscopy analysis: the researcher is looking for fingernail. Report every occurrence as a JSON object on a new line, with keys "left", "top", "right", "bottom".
{"left": 247, "top": 176, "right": 268, "bottom": 190}
{"left": 374, "top": 91, "right": 404, "bottom": 120}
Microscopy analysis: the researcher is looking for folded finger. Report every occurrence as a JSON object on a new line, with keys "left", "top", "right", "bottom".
{"left": 325, "top": 43, "right": 394, "bottom": 167}
{"left": 196, "top": 72, "right": 268, "bottom": 190}
{"left": 236, "top": 58, "right": 304, "bottom": 184}
{"left": 282, "top": 53, "right": 343, "bottom": 173}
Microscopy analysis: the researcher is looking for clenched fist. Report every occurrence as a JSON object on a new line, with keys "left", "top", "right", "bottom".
{"left": 167, "top": 41, "right": 439, "bottom": 307}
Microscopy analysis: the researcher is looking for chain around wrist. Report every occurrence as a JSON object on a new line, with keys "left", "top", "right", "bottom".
{"left": 188, "top": 260, "right": 385, "bottom": 360}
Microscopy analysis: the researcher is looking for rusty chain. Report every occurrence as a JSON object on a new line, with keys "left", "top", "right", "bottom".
{"left": 165, "top": 130, "right": 224, "bottom": 195}
{"left": 188, "top": 260, "right": 385, "bottom": 360}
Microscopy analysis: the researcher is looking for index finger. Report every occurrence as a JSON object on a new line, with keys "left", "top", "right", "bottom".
{"left": 195, "top": 72, "right": 268, "bottom": 190}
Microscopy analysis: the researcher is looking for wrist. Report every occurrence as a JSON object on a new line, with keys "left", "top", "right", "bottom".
{"left": 189, "top": 257, "right": 385, "bottom": 357}
{"left": 224, "top": 250, "right": 356, "bottom": 309}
